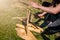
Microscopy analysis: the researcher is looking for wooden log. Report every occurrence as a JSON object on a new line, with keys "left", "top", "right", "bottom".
{"left": 15, "top": 26, "right": 37, "bottom": 40}
{"left": 16, "top": 24, "right": 44, "bottom": 33}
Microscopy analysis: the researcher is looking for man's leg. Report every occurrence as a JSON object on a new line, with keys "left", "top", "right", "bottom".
{"left": 43, "top": 19, "right": 60, "bottom": 35}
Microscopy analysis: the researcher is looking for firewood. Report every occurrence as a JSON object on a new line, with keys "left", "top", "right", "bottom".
{"left": 16, "top": 24, "right": 44, "bottom": 33}
{"left": 15, "top": 27, "right": 37, "bottom": 40}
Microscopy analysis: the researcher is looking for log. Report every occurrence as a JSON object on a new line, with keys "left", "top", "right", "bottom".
{"left": 16, "top": 24, "right": 44, "bottom": 33}
{"left": 15, "top": 26, "right": 37, "bottom": 40}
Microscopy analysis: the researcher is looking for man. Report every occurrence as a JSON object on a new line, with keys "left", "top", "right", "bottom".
{"left": 30, "top": 0, "right": 60, "bottom": 40}
{"left": 34, "top": 1, "right": 53, "bottom": 28}
{"left": 30, "top": 0, "right": 60, "bottom": 34}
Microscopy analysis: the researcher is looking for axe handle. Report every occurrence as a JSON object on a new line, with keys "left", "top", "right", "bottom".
{"left": 25, "top": 9, "right": 31, "bottom": 35}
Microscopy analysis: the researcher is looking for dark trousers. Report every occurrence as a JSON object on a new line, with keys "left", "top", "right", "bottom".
{"left": 44, "top": 18, "right": 60, "bottom": 34}
{"left": 41, "top": 18, "right": 60, "bottom": 40}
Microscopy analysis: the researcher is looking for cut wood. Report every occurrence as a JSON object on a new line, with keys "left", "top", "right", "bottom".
{"left": 16, "top": 24, "right": 44, "bottom": 33}
{"left": 15, "top": 27, "right": 37, "bottom": 40}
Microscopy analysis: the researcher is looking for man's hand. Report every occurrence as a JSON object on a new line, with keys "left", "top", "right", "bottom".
{"left": 30, "top": 2, "right": 40, "bottom": 8}
{"left": 38, "top": 14, "right": 44, "bottom": 17}
{"left": 38, "top": 14, "right": 44, "bottom": 18}
{"left": 39, "top": 12, "right": 47, "bottom": 16}
{"left": 38, "top": 12, "right": 47, "bottom": 18}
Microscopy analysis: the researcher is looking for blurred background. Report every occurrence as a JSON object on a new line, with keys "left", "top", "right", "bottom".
{"left": 0, "top": 0, "right": 55, "bottom": 40}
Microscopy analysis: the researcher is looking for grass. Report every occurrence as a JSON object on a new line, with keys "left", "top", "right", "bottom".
{"left": 0, "top": 9, "right": 24, "bottom": 40}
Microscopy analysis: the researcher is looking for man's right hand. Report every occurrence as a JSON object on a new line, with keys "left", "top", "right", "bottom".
{"left": 30, "top": 2, "right": 40, "bottom": 8}
{"left": 38, "top": 13, "right": 44, "bottom": 18}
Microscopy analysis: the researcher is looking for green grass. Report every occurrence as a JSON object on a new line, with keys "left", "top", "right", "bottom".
{"left": 0, "top": 8, "right": 27, "bottom": 40}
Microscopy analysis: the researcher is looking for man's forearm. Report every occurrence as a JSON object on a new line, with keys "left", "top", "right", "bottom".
{"left": 38, "top": 6, "right": 53, "bottom": 13}
{"left": 30, "top": 2, "right": 60, "bottom": 14}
